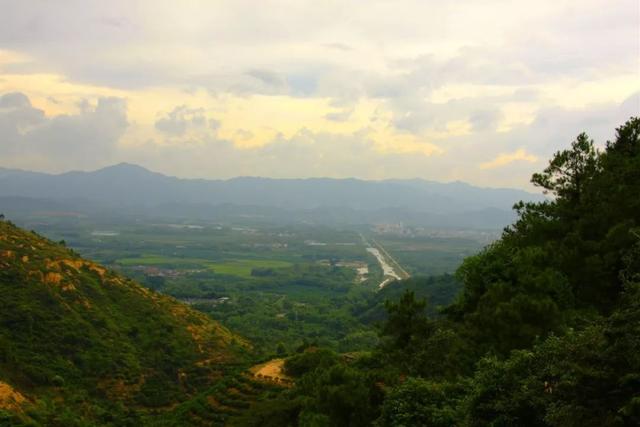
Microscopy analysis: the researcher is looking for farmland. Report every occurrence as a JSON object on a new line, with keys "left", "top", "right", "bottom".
{"left": 10, "top": 213, "right": 489, "bottom": 355}
{"left": 116, "top": 255, "right": 293, "bottom": 278}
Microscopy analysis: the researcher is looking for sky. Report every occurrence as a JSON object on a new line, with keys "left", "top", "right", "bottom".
{"left": 0, "top": 0, "right": 638, "bottom": 189}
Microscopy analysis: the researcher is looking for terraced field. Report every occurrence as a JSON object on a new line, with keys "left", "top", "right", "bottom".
{"left": 164, "top": 373, "right": 283, "bottom": 426}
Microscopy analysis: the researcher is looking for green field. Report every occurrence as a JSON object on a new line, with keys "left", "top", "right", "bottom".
{"left": 116, "top": 254, "right": 293, "bottom": 278}
{"left": 207, "top": 259, "right": 293, "bottom": 277}
{"left": 13, "top": 218, "right": 483, "bottom": 355}
{"left": 374, "top": 236, "right": 486, "bottom": 276}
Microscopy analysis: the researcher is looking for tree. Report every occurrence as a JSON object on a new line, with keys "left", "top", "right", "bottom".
{"left": 380, "top": 290, "right": 429, "bottom": 351}
{"left": 531, "top": 132, "right": 599, "bottom": 203}
{"left": 379, "top": 378, "right": 465, "bottom": 427}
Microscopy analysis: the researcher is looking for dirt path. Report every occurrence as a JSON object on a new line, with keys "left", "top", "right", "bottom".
{"left": 249, "top": 358, "right": 291, "bottom": 383}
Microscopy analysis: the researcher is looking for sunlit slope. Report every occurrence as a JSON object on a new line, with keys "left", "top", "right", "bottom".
{"left": 0, "top": 220, "right": 248, "bottom": 421}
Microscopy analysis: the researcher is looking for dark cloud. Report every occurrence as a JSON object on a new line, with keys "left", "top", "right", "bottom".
{"left": 469, "top": 110, "right": 502, "bottom": 132}
{"left": 208, "top": 118, "right": 221, "bottom": 130}
{"left": 324, "top": 108, "right": 353, "bottom": 122}
{"left": 0, "top": 0, "right": 635, "bottom": 100}
{"left": 0, "top": 92, "right": 128, "bottom": 169}
{"left": 0, "top": 1, "right": 637, "bottom": 187}
{"left": 466, "top": 95, "right": 638, "bottom": 166}
{"left": 0, "top": 92, "right": 46, "bottom": 155}
{"left": 0, "top": 92, "right": 33, "bottom": 109}
{"left": 246, "top": 69, "right": 287, "bottom": 90}
{"left": 2, "top": 92, "right": 634, "bottom": 189}
{"left": 155, "top": 106, "right": 207, "bottom": 136}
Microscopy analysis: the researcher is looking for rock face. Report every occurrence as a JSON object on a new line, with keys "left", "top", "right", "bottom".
{"left": 0, "top": 220, "right": 249, "bottom": 423}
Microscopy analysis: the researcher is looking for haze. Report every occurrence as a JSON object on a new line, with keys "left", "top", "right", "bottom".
{"left": 0, "top": 0, "right": 638, "bottom": 189}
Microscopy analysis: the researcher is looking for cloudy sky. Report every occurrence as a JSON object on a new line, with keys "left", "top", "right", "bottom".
{"left": 0, "top": 0, "right": 638, "bottom": 189}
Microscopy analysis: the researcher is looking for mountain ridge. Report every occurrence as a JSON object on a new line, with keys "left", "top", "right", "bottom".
{"left": 0, "top": 162, "right": 542, "bottom": 192}
{"left": 0, "top": 163, "right": 545, "bottom": 229}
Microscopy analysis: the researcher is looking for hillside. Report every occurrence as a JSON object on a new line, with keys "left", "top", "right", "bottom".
{"left": 234, "top": 118, "right": 640, "bottom": 426}
{"left": 0, "top": 220, "right": 250, "bottom": 425}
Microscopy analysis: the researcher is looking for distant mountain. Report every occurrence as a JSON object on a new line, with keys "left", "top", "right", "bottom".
{"left": 0, "top": 163, "right": 545, "bottom": 228}
{"left": 0, "top": 220, "right": 248, "bottom": 424}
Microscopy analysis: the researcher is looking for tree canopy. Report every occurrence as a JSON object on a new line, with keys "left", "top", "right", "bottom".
{"left": 238, "top": 117, "right": 640, "bottom": 426}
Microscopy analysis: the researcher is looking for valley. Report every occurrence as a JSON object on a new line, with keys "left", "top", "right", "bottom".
{"left": 0, "top": 1, "right": 635, "bottom": 424}
{"left": 0, "top": 212, "right": 479, "bottom": 424}
{"left": 7, "top": 213, "right": 487, "bottom": 356}
{"left": 2, "top": 117, "right": 638, "bottom": 425}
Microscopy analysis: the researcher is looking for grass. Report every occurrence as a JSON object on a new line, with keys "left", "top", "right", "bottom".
{"left": 207, "top": 259, "right": 292, "bottom": 278}
{"left": 116, "top": 255, "right": 293, "bottom": 278}
{"left": 374, "top": 236, "right": 484, "bottom": 276}
{"left": 117, "top": 255, "right": 211, "bottom": 267}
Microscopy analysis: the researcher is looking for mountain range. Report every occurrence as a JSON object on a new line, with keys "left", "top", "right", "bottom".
{"left": 0, "top": 164, "right": 545, "bottom": 228}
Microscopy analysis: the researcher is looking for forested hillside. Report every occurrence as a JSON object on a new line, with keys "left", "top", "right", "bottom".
{"left": 0, "top": 117, "right": 637, "bottom": 426}
{"left": 0, "top": 221, "right": 251, "bottom": 425}
{"left": 238, "top": 118, "right": 640, "bottom": 426}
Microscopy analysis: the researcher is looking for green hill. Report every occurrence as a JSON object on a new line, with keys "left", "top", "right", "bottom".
{"left": 0, "top": 220, "right": 251, "bottom": 425}
{"left": 234, "top": 118, "right": 640, "bottom": 426}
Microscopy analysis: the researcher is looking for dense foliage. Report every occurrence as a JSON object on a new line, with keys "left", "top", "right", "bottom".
{"left": 1, "top": 117, "right": 637, "bottom": 426}
{"left": 239, "top": 117, "right": 640, "bottom": 426}
{"left": 9, "top": 209, "right": 475, "bottom": 357}
{"left": 0, "top": 222, "right": 252, "bottom": 425}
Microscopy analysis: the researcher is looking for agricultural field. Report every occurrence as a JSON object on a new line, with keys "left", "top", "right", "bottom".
{"left": 372, "top": 235, "right": 486, "bottom": 276}
{"left": 11, "top": 214, "right": 489, "bottom": 355}
{"left": 116, "top": 255, "right": 293, "bottom": 278}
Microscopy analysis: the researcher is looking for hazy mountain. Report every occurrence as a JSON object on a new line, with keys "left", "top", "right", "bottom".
{"left": 0, "top": 163, "right": 545, "bottom": 228}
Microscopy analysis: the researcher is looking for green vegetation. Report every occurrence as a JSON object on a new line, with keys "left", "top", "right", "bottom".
{"left": 116, "top": 255, "right": 292, "bottom": 278}
{"left": 373, "top": 235, "right": 486, "bottom": 276}
{"left": 10, "top": 216, "right": 475, "bottom": 357}
{"left": 0, "top": 221, "right": 255, "bottom": 425}
{"left": 3, "top": 117, "right": 635, "bottom": 425}
{"left": 237, "top": 117, "right": 640, "bottom": 426}
{"left": 0, "top": 209, "right": 468, "bottom": 425}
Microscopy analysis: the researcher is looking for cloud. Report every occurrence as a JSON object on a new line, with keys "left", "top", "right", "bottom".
{"left": 155, "top": 105, "right": 207, "bottom": 136}
{"left": 246, "top": 69, "right": 287, "bottom": 91}
{"left": 123, "top": 127, "right": 445, "bottom": 180}
{"left": 0, "top": 92, "right": 33, "bottom": 109}
{"left": 0, "top": 92, "right": 128, "bottom": 170}
{"left": 324, "top": 108, "right": 353, "bottom": 122}
{"left": 323, "top": 43, "right": 353, "bottom": 52}
{"left": 2, "top": 91, "right": 635, "bottom": 190}
{"left": 469, "top": 109, "right": 502, "bottom": 132}
{"left": 0, "top": 92, "right": 46, "bottom": 155}
{"left": 31, "top": 97, "right": 128, "bottom": 157}
{"left": 480, "top": 149, "right": 538, "bottom": 170}
{"left": 0, "top": 1, "right": 637, "bottom": 188}
{"left": 1, "top": 1, "right": 635, "bottom": 96}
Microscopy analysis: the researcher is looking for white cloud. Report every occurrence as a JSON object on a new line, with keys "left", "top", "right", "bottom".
{"left": 155, "top": 105, "right": 208, "bottom": 136}
{"left": 0, "top": 92, "right": 128, "bottom": 171}
{"left": 0, "top": 1, "right": 637, "bottom": 188}
{"left": 480, "top": 149, "right": 538, "bottom": 170}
